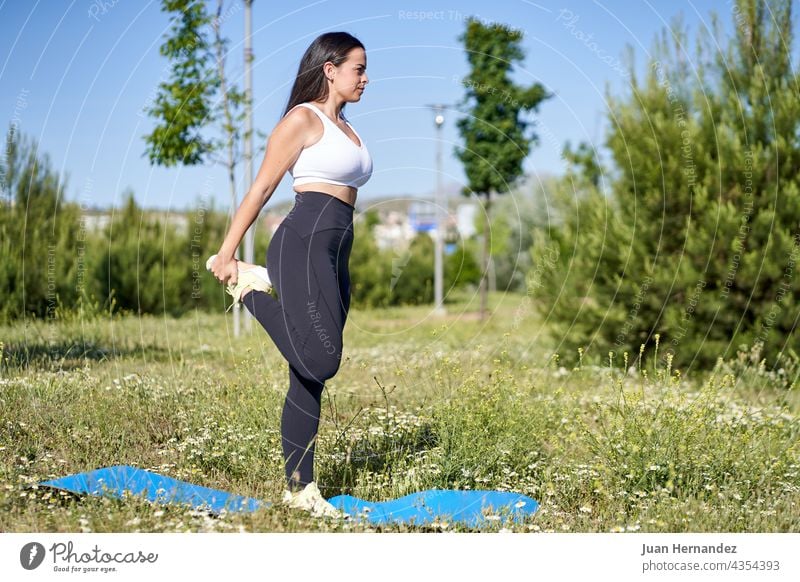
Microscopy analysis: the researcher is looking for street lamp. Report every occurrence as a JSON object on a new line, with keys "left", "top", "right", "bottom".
{"left": 427, "top": 103, "right": 447, "bottom": 316}
{"left": 241, "top": 0, "right": 254, "bottom": 333}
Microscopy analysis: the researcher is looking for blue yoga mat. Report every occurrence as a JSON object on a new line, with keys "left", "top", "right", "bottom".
{"left": 39, "top": 466, "right": 539, "bottom": 527}
{"left": 39, "top": 465, "right": 267, "bottom": 514}
{"left": 328, "top": 489, "right": 538, "bottom": 528}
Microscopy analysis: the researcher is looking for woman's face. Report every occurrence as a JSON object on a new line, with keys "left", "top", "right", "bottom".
{"left": 327, "top": 47, "right": 368, "bottom": 102}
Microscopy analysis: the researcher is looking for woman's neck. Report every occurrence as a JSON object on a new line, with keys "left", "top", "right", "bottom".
{"left": 312, "top": 97, "right": 344, "bottom": 120}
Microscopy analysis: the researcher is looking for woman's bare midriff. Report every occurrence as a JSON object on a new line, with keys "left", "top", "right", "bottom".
{"left": 293, "top": 183, "right": 357, "bottom": 207}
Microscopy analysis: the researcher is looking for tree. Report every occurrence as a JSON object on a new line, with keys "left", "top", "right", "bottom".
{"left": 0, "top": 127, "right": 83, "bottom": 322}
{"left": 454, "top": 17, "right": 551, "bottom": 320}
{"left": 142, "top": 0, "right": 259, "bottom": 333}
{"left": 95, "top": 189, "right": 201, "bottom": 317}
{"left": 445, "top": 238, "right": 481, "bottom": 291}
{"left": 562, "top": 141, "right": 602, "bottom": 189}
{"left": 533, "top": 0, "right": 800, "bottom": 374}
{"left": 480, "top": 176, "right": 552, "bottom": 293}
{"left": 142, "top": 0, "right": 219, "bottom": 167}
{"left": 394, "top": 233, "right": 435, "bottom": 305}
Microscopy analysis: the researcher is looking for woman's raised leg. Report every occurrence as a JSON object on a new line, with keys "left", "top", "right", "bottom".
{"left": 242, "top": 224, "right": 347, "bottom": 383}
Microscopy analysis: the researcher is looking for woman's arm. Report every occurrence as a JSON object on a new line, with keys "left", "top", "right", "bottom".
{"left": 212, "top": 109, "right": 311, "bottom": 282}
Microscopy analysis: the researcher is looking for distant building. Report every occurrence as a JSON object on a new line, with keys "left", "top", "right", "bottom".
{"left": 456, "top": 203, "right": 478, "bottom": 238}
{"left": 373, "top": 209, "right": 416, "bottom": 250}
{"left": 261, "top": 212, "right": 287, "bottom": 236}
{"left": 73, "top": 195, "right": 478, "bottom": 252}
{"left": 81, "top": 211, "right": 112, "bottom": 233}
{"left": 161, "top": 213, "right": 188, "bottom": 236}
{"left": 408, "top": 200, "right": 438, "bottom": 233}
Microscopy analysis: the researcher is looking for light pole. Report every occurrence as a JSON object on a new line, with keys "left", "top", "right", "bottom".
{"left": 243, "top": 0, "right": 254, "bottom": 332}
{"left": 427, "top": 103, "right": 447, "bottom": 316}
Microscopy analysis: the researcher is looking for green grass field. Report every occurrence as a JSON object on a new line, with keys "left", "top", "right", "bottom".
{"left": 1, "top": 290, "right": 798, "bottom": 532}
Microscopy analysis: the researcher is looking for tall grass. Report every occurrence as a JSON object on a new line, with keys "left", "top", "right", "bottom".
{"left": 1, "top": 291, "right": 798, "bottom": 532}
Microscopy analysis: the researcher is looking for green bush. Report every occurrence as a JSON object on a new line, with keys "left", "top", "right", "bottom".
{"left": 0, "top": 129, "right": 83, "bottom": 323}
{"left": 1, "top": 127, "right": 480, "bottom": 317}
{"left": 351, "top": 221, "right": 479, "bottom": 308}
{"left": 532, "top": 2, "right": 800, "bottom": 372}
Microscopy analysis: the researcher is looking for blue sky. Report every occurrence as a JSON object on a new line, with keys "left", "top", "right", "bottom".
{"left": 0, "top": 0, "right": 759, "bottom": 212}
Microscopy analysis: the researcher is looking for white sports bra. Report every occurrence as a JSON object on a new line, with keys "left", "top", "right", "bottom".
{"left": 288, "top": 102, "right": 373, "bottom": 189}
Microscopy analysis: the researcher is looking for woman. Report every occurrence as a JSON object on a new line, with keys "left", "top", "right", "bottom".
{"left": 207, "top": 31, "right": 371, "bottom": 518}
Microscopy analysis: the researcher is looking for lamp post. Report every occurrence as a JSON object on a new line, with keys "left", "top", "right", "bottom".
{"left": 427, "top": 103, "right": 447, "bottom": 316}
{"left": 242, "top": 0, "right": 254, "bottom": 333}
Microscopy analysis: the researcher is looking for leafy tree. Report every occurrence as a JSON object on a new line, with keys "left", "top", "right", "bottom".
{"left": 445, "top": 238, "right": 481, "bottom": 291}
{"left": 182, "top": 193, "right": 262, "bottom": 312}
{"left": 350, "top": 224, "right": 478, "bottom": 308}
{"left": 454, "top": 17, "right": 551, "bottom": 320}
{"left": 562, "top": 141, "right": 602, "bottom": 189}
{"left": 142, "top": 0, "right": 219, "bottom": 167}
{"left": 393, "top": 233, "right": 435, "bottom": 305}
{"left": 349, "top": 218, "right": 391, "bottom": 308}
{"left": 472, "top": 177, "right": 552, "bottom": 293}
{"left": 363, "top": 209, "right": 380, "bottom": 232}
{"left": 142, "top": 0, "right": 263, "bottom": 327}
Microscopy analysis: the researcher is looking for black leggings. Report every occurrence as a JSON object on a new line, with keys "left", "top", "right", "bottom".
{"left": 242, "top": 190, "right": 354, "bottom": 492}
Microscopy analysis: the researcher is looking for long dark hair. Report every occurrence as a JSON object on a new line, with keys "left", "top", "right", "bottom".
{"left": 281, "top": 32, "right": 365, "bottom": 122}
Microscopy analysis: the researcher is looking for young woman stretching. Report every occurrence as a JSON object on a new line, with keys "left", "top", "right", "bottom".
{"left": 207, "top": 31, "right": 371, "bottom": 518}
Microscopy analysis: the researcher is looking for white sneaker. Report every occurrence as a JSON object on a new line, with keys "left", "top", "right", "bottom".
{"left": 282, "top": 482, "right": 348, "bottom": 519}
{"left": 206, "top": 254, "right": 273, "bottom": 311}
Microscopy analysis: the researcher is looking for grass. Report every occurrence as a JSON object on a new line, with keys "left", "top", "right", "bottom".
{"left": 1, "top": 289, "right": 798, "bottom": 532}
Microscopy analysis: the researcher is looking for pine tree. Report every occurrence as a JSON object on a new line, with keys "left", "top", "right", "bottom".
{"left": 534, "top": 0, "right": 800, "bottom": 374}
{"left": 0, "top": 128, "right": 82, "bottom": 322}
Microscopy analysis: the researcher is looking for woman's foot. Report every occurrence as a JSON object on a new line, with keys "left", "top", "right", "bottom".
{"left": 281, "top": 482, "right": 348, "bottom": 519}
{"left": 206, "top": 254, "right": 273, "bottom": 309}
{"left": 235, "top": 260, "right": 261, "bottom": 299}
{"left": 235, "top": 260, "right": 259, "bottom": 270}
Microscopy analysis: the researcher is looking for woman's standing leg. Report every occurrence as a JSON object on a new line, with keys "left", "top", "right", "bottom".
{"left": 242, "top": 198, "right": 353, "bottom": 490}
{"left": 281, "top": 363, "right": 324, "bottom": 490}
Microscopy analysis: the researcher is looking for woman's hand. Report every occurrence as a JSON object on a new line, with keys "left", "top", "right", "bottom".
{"left": 210, "top": 254, "right": 239, "bottom": 286}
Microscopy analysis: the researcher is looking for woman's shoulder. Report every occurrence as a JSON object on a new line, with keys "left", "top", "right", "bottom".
{"left": 280, "top": 103, "right": 320, "bottom": 130}
{"left": 277, "top": 103, "right": 324, "bottom": 148}
{"left": 283, "top": 102, "right": 314, "bottom": 121}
